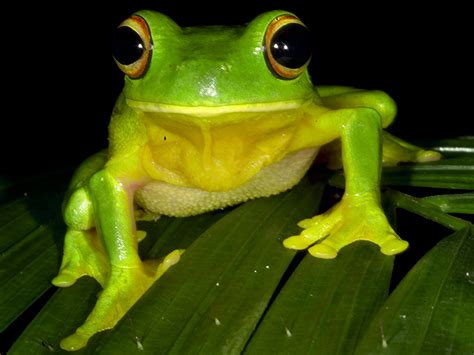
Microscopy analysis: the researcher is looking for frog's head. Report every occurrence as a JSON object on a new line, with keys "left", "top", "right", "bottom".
{"left": 113, "top": 10, "right": 316, "bottom": 118}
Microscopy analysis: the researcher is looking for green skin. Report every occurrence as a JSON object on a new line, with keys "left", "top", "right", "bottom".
{"left": 53, "top": 10, "right": 441, "bottom": 350}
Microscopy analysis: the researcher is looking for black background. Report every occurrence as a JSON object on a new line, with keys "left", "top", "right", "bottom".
{"left": 3, "top": 1, "right": 472, "bottom": 176}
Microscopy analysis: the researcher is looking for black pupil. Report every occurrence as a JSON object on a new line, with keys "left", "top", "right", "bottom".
{"left": 270, "top": 23, "right": 312, "bottom": 69}
{"left": 112, "top": 26, "right": 144, "bottom": 65}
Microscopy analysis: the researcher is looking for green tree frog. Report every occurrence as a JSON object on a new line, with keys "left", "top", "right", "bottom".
{"left": 53, "top": 10, "right": 441, "bottom": 350}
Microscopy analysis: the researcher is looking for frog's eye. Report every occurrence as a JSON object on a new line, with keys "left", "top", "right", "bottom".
{"left": 264, "top": 15, "right": 313, "bottom": 80}
{"left": 112, "top": 15, "right": 152, "bottom": 79}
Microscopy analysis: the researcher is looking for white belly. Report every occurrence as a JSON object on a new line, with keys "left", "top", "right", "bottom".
{"left": 135, "top": 148, "right": 318, "bottom": 217}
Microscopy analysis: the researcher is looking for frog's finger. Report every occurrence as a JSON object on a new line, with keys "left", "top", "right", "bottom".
{"left": 380, "top": 235, "right": 409, "bottom": 255}
{"left": 297, "top": 204, "right": 341, "bottom": 229}
{"left": 136, "top": 230, "right": 147, "bottom": 242}
{"left": 297, "top": 216, "right": 324, "bottom": 229}
{"left": 415, "top": 150, "right": 442, "bottom": 163}
{"left": 283, "top": 224, "right": 330, "bottom": 250}
{"left": 307, "top": 223, "right": 351, "bottom": 258}
{"left": 308, "top": 241, "right": 338, "bottom": 259}
{"left": 154, "top": 249, "right": 184, "bottom": 279}
{"left": 283, "top": 235, "right": 313, "bottom": 250}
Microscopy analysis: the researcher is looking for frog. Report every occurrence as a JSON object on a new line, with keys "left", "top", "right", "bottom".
{"left": 52, "top": 9, "right": 441, "bottom": 350}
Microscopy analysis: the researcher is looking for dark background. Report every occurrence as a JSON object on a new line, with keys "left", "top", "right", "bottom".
{"left": 3, "top": 1, "right": 471, "bottom": 177}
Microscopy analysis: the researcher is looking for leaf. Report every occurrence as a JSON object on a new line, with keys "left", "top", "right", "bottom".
{"left": 0, "top": 174, "right": 67, "bottom": 333}
{"left": 8, "top": 278, "right": 101, "bottom": 355}
{"left": 381, "top": 157, "right": 474, "bottom": 190}
{"left": 383, "top": 190, "right": 471, "bottom": 232}
{"left": 88, "top": 178, "right": 324, "bottom": 354}
{"left": 0, "top": 197, "right": 40, "bottom": 253}
{"left": 422, "top": 192, "right": 474, "bottom": 215}
{"left": 355, "top": 226, "right": 474, "bottom": 354}
{"left": 0, "top": 173, "right": 66, "bottom": 253}
{"left": 329, "top": 157, "right": 474, "bottom": 190}
{"left": 0, "top": 219, "right": 63, "bottom": 332}
{"left": 244, "top": 242, "right": 393, "bottom": 354}
{"left": 421, "top": 137, "right": 474, "bottom": 157}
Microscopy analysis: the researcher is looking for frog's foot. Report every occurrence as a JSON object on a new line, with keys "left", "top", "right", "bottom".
{"left": 52, "top": 229, "right": 109, "bottom": 288}
{"left": 59, "top": 249, "right": 183, "bottom": 351}
{"left": 283, "top": 199, "right": 408, "bottom": 259}
{"left": 382, "top": 131, "right": 442, "bottom": 166}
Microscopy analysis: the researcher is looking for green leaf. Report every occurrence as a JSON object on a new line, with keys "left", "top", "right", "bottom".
{"left": 0, "top": 197, "right": 40, "bottom": 253}
{"left": 383, "top": 190, "right": 471, "bottom": 232}
{"left": 0, "top": 219, "right": 62, "bottom": 332}
{"left": 89, "top": 179, "right": 324, "bottom": 354}
{"left": 245, "top": 242, "right": 393, "bottom": 354}
{"left": 422, "top": 192, "right": 474, "bottom": 215}
{"left": 356, "top": 226, "right": 474, "bottom": 354}
{"left": 0, "top": 174, "right": 66, "bottom": 253}
{"left": 420, "top": 137, "right": 474, "bottom": 158}
{"left": 329, "top": 157, "right": 474, "bottom": 190}
{"left": 381, "top": 157, "right": 474, "bottom": 189}
{"left": 0, "top": 174, "right": 67, "bottom": 333}
{"left": 8, "top": 278, "right": 101, "bottom": 355}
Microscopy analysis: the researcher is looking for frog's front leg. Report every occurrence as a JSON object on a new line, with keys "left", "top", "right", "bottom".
{"left": 54, "top": 155, "right": 182, "bottom": 351}
{"left": 284, "top": 106, "right": 408, "bottom": 258}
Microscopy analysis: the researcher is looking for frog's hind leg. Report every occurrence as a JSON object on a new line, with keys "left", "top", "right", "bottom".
{"left": 382, "top": 131, "right": 442, "bottom": 166}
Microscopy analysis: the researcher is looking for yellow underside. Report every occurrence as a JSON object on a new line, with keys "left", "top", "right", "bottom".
{"left": 139, "top": 102, "right": 329, "bottom": 191}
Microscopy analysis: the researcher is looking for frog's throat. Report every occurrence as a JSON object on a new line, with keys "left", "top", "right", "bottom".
{"left": 126, "top": 99, "right": 307, "bottom": 118}
{"left": 136, "top": 148, "right": 319, "bottom": 217}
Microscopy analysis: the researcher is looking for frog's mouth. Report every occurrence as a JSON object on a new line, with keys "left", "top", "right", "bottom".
{"left": 126, "top": 98, "right": 307, "bottom": 119}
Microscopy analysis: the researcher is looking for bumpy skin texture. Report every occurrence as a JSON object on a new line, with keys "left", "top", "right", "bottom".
{"left": 53, "top": 10, "right": 441, "bottom": 350}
